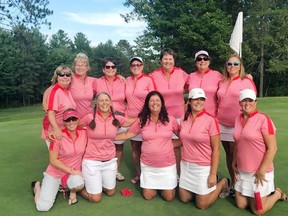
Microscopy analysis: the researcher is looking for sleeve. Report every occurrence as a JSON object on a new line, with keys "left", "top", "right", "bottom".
{"left": 80, "top": 114, "right": 93, "bottom": 126}
{"left": 261, "top": 114, "right": 276, "bottom": 135}
{"left": 118, "top": 115, "right": 127, "bottom": 126}
{"left": 208, "top": 116, "right": 220, "bottom": 136}
{"left": 128, "top": 119, "right": 141, "bottom": 135}
{"left": 49, "top": 139, "right": 61, "bottom": 152}
{"left": 47, "top": 87, "right": 59, "bottom": 111}
{"left": 148, "top": 76, "right": 157, "bottom": 91}
{"left": 171, "top": 116, "right": 180, "bottom": 134}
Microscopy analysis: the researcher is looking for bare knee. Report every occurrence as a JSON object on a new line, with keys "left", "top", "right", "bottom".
{"left": 104, "top": 188, "right": 115, "bottom": 196}
{"left": 89, "top": 194, "right": 102, "bottom": 203}
{"left": 143, "top": 190, "right": 156, "bottom": 201}
{"left": 251, "top": 209, "right": 265, "bottom": 216}
{"left": 196, "top": 201, "right": 209, "bottom": 210}
{"left": 162, "top": 191, "right": 175, "bottom": 202}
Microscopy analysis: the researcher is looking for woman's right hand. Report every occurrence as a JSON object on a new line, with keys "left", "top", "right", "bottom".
{"left": 53, "top": 127, "right": 62, "bottom": 140}
{"left": 232, "top": 160, "right": 239, "bottom": 182}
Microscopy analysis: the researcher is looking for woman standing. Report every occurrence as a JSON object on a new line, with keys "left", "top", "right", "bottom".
{"left": 94, "top": 58, "right": 126, "bottom": 181}
{"left": 233, "top": 89, "right": 287, "bottom": 215}
{"left": 115, "top": 91, "right": 179, "bottom": 201}
{"left": 80, "top": 92, "right": 133, "bottom": 203}
{"left": 149, "top": 48, "right": 189, "bottom": 175}
{"left": 32, "top": 109, "right": 87, "bottom": 211}
{"left": 125, "top": 56, "right": 156, "bottom": 183}
{"left": 179, "top": 88, "right": 229, "bottom": 209}
{"left": 188, "top": 50, "right": 223, "bottom": 117}
{"left": 217, "top": 54, "right": 257, "bottom": 190}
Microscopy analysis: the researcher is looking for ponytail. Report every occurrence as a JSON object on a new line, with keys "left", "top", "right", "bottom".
{"left": 110, "top": 106, "right": 120, "bottom": 128}
{"left": 89, "top": 104, "right": 97, "bottom": 130}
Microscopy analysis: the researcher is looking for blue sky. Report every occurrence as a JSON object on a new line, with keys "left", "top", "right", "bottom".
{"left": 41, "top": 0, "right": 146, "bottom": 46}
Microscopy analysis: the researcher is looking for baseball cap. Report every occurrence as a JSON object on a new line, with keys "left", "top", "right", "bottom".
{"left": 63, "top": 109, "right": 79, "bottom": 121}
{"left": 129, "top": 57, "right": 143, "bottom": 64}
{"left": 239, "top": 89, "right": 257, "bottom": 101}
{"left": 195, "top": 50, "right": 209, "bottom": 60}
{"left": 188, "top": 88, "right": 206, "bottom": 99}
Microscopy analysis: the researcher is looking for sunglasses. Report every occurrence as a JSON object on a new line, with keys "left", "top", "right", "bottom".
{"left": 227, "top": 62, "right": 240, "bottom": 66}
{"left": 64, "top": 116, "right": 78, "bottom": 123}
{"left": 130, "top": 64, "right": 143, "bottom": 68}
{"left": 57, "top": 73, "right": 72, "bottom": 77}
{"left": 196, "top": 57, "right": 210, "bottom": 62}
{"left": 105, "top": 65, "right": 116, "bottom": 69}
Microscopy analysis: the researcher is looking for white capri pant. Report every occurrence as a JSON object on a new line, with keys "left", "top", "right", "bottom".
{"left": 114, "top": 127, "right": 127, "bottom": 145}
{"left": 179, "top": 161, "right": 216, "bottom": 195}
{"left": 234, "top": 170, "right": 275, "bottom": 198}
{"left": 82, "top": 158, "right": 117, "bottom": 195}
{"left": 140, "top": 162, "right": 177, "bottom": 190}
{"left": 36, "top": 172, "right": 84, "bottom": 211}
{"left": 219, "top": 124, "right": 235, "bottom": 142}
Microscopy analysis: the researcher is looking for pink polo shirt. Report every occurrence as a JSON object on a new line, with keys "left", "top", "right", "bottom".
{"left": 180, "top": 110, "right": 220, "bottom": 166}
{"left": 125, "top": 73, "right": 156, "bottom": 117}
{"left": 69, "top": 75, "right": 96, "bottom": 118}
{"left": 188, "top": 69, "right": 223, "bottom": 117}
{"left": 149, "top": 67, "right": 189, "bottom": 118}
{"left": 81, "top": 112, "right": 127, "bottom": 161}
{"left": 94, "top": 77, "right": 126, "bottom": 114}
{"left": 47, "top": 84, "right": 76, "bottom": 128}
{"left": 234, "top": 111, "right": 275, "bottom": 173}
{"left": 217, "top": 76, "right": 257, "bottom": 126}
{"left": 129, "top": 116, "right": 179, "bottom": 167}
{"left": 46, "top": 127, "right": 87, "bottom": 178}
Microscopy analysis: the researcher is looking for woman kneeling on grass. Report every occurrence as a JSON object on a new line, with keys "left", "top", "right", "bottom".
{"left": 115, "top": 91, "right": 179, "bottom": 201}
{"left": 32, "top": 109, "right": 87, "bottom": 211}
{"left": 178, "top": 88, "right": 230, "bottom": 209}
{"left": 232, "top": 89, "right": 287, "bottom": 215}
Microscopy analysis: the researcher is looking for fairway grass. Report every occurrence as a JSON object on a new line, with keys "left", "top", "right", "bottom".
{"left": 0, "top": 98, "right": 287, "bottom": 216}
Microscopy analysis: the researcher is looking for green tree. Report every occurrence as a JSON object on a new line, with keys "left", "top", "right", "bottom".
{"left": 72, "top": 32, "right": 92, "bottom": 57}
{"left": 0, "top": 0, "right": 53, "bottom": 29}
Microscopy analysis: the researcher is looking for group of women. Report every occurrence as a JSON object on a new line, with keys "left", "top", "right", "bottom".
{"left": 32, "top": 49, "right": 286, "bottom": 215}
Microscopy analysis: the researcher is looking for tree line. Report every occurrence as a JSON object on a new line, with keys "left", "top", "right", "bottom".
{"left": 1, "top": 0, "right": 288, "bottom": 108}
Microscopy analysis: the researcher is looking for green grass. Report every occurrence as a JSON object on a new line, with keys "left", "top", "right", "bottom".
{"left": 0, "top": 98, "right": 288, "bottom": 216}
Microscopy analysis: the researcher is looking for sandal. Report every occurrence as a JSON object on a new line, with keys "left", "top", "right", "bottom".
{"left": 130, "top": 175, "right": 140, "bottom": 184}
{"left": 219, "top": 178, "right": 231, "bottom": 198}
{"left": 116, "top": 172, "right": 125, "bottom": 181}
{"left": 31, "top": 181, "right": 40, "bottom": 196}
{"left": 275, "top": 188, "right": 288, "bottom": 201}
{"left": 68, "top": 198, "right": 78, "bottom": 205}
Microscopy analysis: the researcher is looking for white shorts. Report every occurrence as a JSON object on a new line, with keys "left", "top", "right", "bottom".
{"left": 179, "top": 161, "right": 216, "bottom": 195}
{"left": 114, "top": 127, "right": 127, "bottom": 145}
{"left": 82, "top": 158, "right": 117, "bottom": 194}
{"left": 172, "top": 118, "right": 181, "bottom": 139}
{"left": 140, "top": 162, "right": 177, "bottom": 190}
{"left": 219, "top": 124, "right": 235, "bottom": 142}
{"left": 36, "top": 172, "right": 84, "bottom": 211}
{"left": 234, "top": 170, "right": 275, "bottom": 198}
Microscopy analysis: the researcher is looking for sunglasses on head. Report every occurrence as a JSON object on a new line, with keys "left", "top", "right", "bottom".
{"left": 57, "top": 72, "right": 72, "bottom": 77}
{"left": 227, "top": 62, "right": 240, "bottom": 66}
{"left": 64, "top": 116, "right": 78, "bottom": 123}
{"left": 196, "top": 57, "right": 210, "bottom": 62}
{"left": 105, "top": 65, "right": 116, "bottom": 69}
{"left": 130, "top": 64, "right": 143, "bottom": 68}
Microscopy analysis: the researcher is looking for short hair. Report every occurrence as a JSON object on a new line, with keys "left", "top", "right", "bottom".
{"left": 160, "top": 48, "right": 176, "bottom": 61}
{"left": 50, "top": 65, "right": 73, "bottom": 85}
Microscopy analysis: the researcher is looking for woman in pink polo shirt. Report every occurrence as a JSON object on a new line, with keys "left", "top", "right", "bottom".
{"left": 126, "top": 56, "right": 156, "bottom": 184}
{"left": 69, "top": 53, "right": 97, "bottom": 118}
{"left": 45, "top": 65, "right": 76, "bottom": 141}
{"left": 217, "top": 54, "right": 257, "bottom": 193}
{"left": 32, "top": 109, "right": 87, "bottom": 211}
{"left": 149, "top": 48, "right": 189, "bottom": 176}
{"left": 94, "top": 58, "right": 126, "bottom": 181}
{"left": 115, "top": 91, "right": 179, "bottom": 201}
{"left": 80, "top": 92, "right": 134, "bottom": 203}
{"left": 232, "top": 89, "right": 287, "bottom": 215}
{"left": 179, "top": 88, "right": 229, "bottom": 209}
{"left": 188, "top": 50, "right": 223, "bottom": 117}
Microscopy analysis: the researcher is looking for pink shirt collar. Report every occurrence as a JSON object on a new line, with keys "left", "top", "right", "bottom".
{"left": 161, "top": 67, "right": 175, "bottom": 75}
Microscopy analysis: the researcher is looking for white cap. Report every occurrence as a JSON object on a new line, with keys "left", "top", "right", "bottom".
{"left": 239, "top": 89, "right": 256, "bottom": 101}
{"left": 195, "top": 50, "right": 209, "bottom": 60}
{"left": 188, "top": 88, "right": 206, "bottom": 99}
{"left": 129, "top": 56, "right": 143, "bottom": 64}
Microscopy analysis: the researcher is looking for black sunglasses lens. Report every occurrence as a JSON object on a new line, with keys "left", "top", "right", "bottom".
{"left": 58, "top": 73, "right": 71, "bottom": 77}
{"left": 105, "top": 66, "right": 116, "bottom": 69}
{"left": 196, "top": 57, "right": 209, "bottom": 62}
{"left": 64, "top": 117, "right": 78, "bottom": 122}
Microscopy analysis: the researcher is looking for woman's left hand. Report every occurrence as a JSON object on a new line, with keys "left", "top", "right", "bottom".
{"left": 254, "top": 170, "right": 267, "bottom": 186}
{"left": 207, "top": 173, "right": 217, "bottom": 188}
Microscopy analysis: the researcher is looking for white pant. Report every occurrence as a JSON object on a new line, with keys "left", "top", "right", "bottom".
{"left": 36, "top": 172, "right": 84, "bottom": 211}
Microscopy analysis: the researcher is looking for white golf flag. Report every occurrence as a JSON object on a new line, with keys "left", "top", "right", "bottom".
{"left": 229, "top": 12, "right": 243, "bottom": 57}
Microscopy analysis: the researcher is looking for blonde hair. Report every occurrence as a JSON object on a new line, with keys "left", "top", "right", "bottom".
{"left": 50, "top": 65, "right": 73, "bottom": 85}
{"left": 223, "top": 54, "right": 246, "bottom": 81}
{"left": 74, "top": 52, "right": 90, "bottom": 71}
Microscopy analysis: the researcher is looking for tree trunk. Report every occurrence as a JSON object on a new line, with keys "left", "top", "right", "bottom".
{"left": 259, "top": 46, "right": 264, "bottom": 97}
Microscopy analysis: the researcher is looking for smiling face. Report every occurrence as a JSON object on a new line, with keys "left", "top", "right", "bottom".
{"left": 189, "top": 98, "right": 205, "bottom": 114}
{"left": 195, "top": 55, "right": 210, "bottom": 72}
{"left": 57, "top": 72, "right": 72, "bottom": 88}
{"left": 103, "top": 61, "right": 117, "bottom": 78}
{"left": 148, "top": 94, "right": 162, "bottom": 114}
{"left": 97, "top": 93, "right": 112, "bottom": 113}
{"left": 161, "top": 53, "right": 175, "bottom": 72}
{"left": 74, "top": 60, "right": 89, "bottom": 77}
{"left": 64, "top": 117, "right": 79, "bottom": 132}
{"left": 130, "top": 60, "right": 143, "bottom": 77}
{"left": 239, "top": 98, "right": 257, "bottom": 115}
{"left": 226, "top": 56, "right": 241, "bottom": 79}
